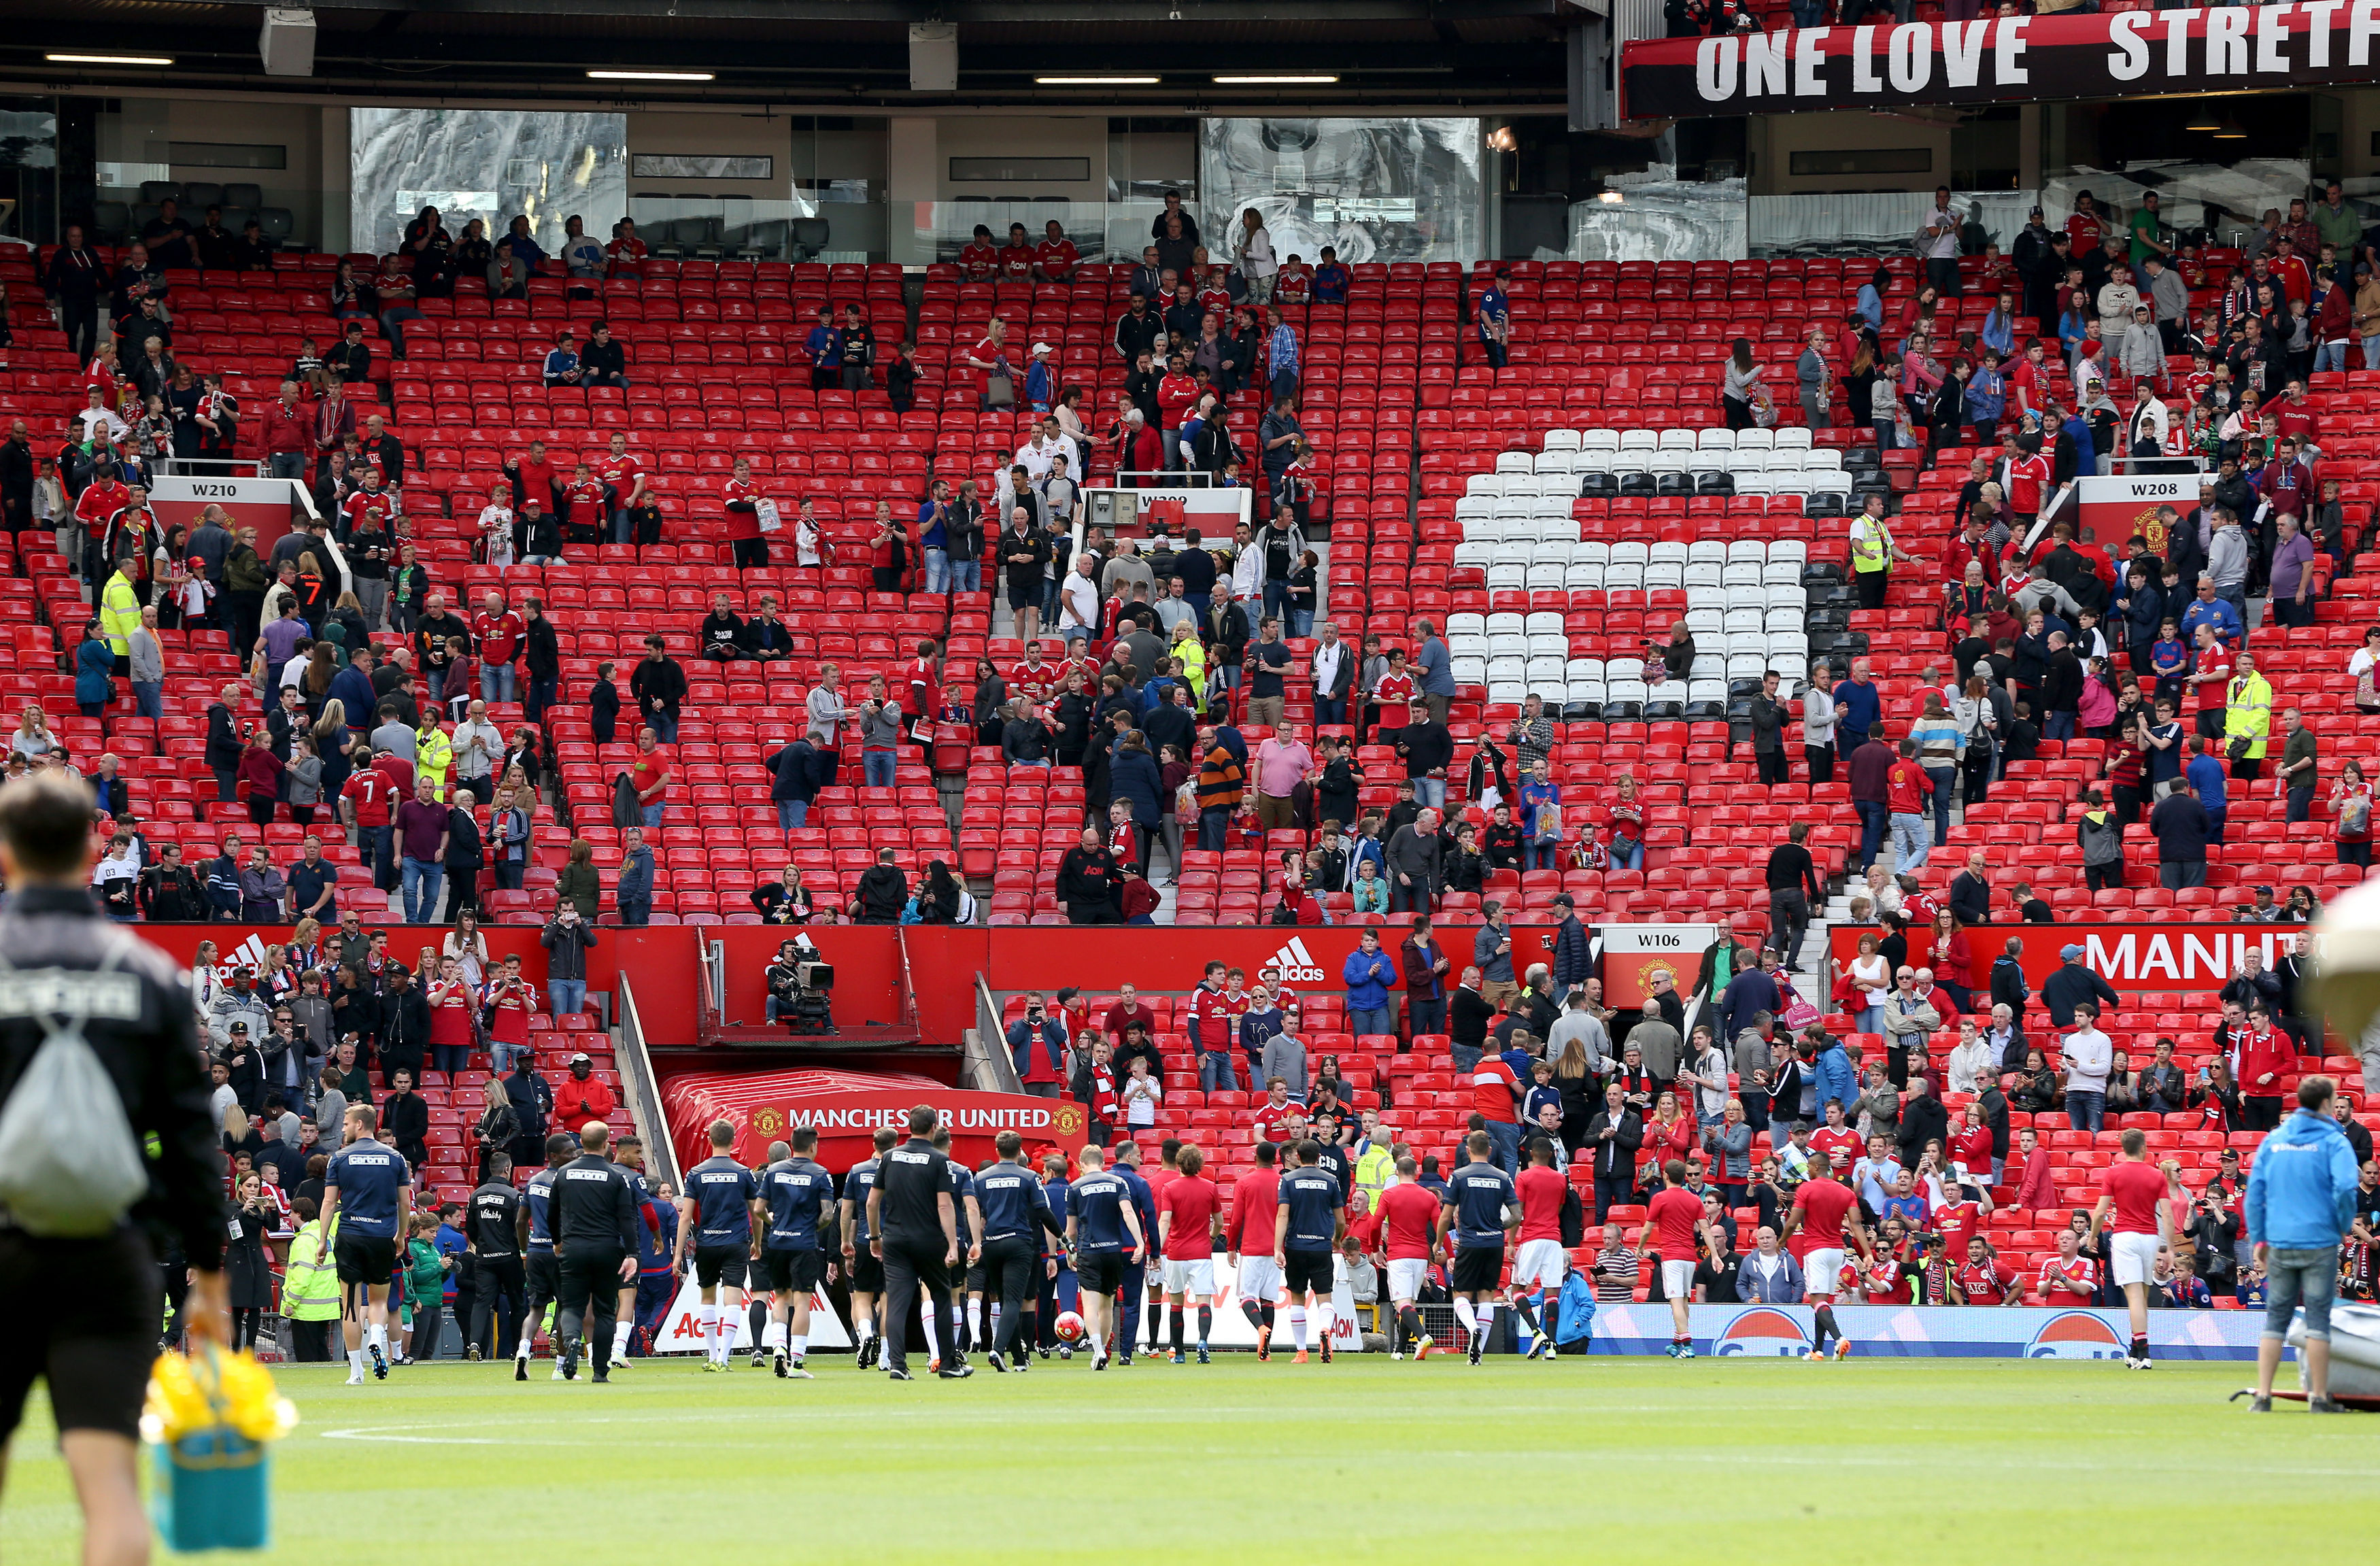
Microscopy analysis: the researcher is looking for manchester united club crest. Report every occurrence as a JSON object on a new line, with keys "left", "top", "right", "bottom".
{"left": 1053, "top": 1103, "right": 1083, "bottom": 1137}
{"left": 750, "top": 1106, "right": 785, "bottom": 1138}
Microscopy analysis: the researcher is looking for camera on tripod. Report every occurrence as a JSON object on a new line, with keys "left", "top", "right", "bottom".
{"left": 765, "top": 936, "right": 836, "bottom": 1035}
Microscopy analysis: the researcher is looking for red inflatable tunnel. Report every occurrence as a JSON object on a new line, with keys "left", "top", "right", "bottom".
{"left": 662, "top": 1069, "right": 1091, "bottom": 1175}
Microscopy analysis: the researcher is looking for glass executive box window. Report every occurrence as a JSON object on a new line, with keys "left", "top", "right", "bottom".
{"left": 1198, "top": 117, "right": 1484, "bottom": 266}
{"left": 350, "top": 107, "right": 626, "bottom": 258}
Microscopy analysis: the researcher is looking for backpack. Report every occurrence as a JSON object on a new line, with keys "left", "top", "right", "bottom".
{"left": 0, "top": 946, "right": 149, "bottom": 1236}
{"left": 1270, "top": 898, "right": 1301, "bottom": 926}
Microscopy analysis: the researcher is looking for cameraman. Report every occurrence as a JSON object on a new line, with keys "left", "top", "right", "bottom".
{"left": 766, "top": 941, "right": 804, "bottom": 1025}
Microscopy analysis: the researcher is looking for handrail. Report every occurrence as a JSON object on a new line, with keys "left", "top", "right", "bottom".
{"left": 966, "top": 972, "right": 1025, "bottom": 1095}
{"left": 613, "top": 970, "right": 679, "bottom": 1187}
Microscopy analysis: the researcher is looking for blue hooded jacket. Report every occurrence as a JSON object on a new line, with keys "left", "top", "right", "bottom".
{"left": 2245, "top": 1108, "right": 2358, "bottom": 1249}
{"left": 1342, "top": 947, "right": 1397, "bottom": 1010}
{"left": 1812, "top": 1038, "right": 1858, "bottom": 1121}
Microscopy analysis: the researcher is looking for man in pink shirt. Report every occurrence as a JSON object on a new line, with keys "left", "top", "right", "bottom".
{"left": 1251, "top": 720, "right": 1312, "bottom": 832}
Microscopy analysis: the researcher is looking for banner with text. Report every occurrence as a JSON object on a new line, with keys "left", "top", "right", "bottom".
{"left": 1590, "top": 1301, "right": 2271, "bottom": 1359}
{"left": 1826, "top": 922, "right": 2308, "bottom": 1003}
{"left": 1618, "top": 8, "right": 2380, "bottom": 120}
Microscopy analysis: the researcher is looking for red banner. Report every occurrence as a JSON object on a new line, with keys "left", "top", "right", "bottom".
{"left": 978, "top": 924, "right": 1556, "bottom": 995}
{"left": 1826, "top": 922, "right": 2307, "bottom": 1002}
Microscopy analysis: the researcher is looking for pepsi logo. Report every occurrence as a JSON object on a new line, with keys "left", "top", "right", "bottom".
{"left": 2026, "top": 1312, "right": 2128, "bottom": 1360}
{"left": 1715, "top": 1307, "right": 1809, "bottom": 1357}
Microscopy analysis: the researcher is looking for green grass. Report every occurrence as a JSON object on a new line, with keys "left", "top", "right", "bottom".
{"left": 5, "top": 1355, "right": 2378, "bottom": 1563}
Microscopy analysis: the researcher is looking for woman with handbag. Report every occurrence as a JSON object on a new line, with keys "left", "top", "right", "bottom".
{"left": 966, "top": 316, "right": 1015, "bottom": 410}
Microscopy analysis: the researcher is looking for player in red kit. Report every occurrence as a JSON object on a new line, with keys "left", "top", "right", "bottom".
{"left": 1642, "top": 1159, "right": 1721, "bottom": 1359}
{"left": 1225, "top": 1140, "right": 1282, "bottom": 1359}
{"left": 1369, "top": 1157, "right": 1443, "bottom": 1361}
{"left": 1509, "top": 1139, "right": 1573, "bottom": 1359}
{"left": 2088, "top": 1129, "right": 2186, "bottom": 1367}
{"left": 1155, "top": 1144, "right": 1221, "bottom": 1364}
{"left": 1783, "top": 1151, "right": 1869, "bottom": 1361}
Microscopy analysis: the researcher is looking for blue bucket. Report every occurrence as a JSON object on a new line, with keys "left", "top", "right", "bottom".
{"left": 151, "top": 1427, "right": 271, "bottom": 1553}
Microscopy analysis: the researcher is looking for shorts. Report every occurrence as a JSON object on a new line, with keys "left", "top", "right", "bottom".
{"left": 1804, "top": 1247, "right": 1846, "bottom": 1296}
{"left": 762, "top": 1248, "right": 827, "bottom": 1295}
{"left": 334, "top": 1231, "right": 398, "bottom": 1288}
{"left": 849, "top": 1247, "right": 885, "bottom": 1294}
{"left": 525, "top": 1250, "right": 559, "bottom": 1308}
{"left": 0, "top": 1228, "right": 163, "bottom": 1442}
{"left": 1512, "top": 1239, "right": 1569, "bottom": 1291}
{"left": 1234, "top": 1255, "right": 1283, "bottom": 1304}
{"left": 1387, "top": 1257, "right": 1429, "bottom": 1304}
{"left": 694, "top": 1245, "right": 749, "bottom": 1290}
{"left": 1161, "top": 1258, "right": 1216, "bottom": 1297}
{"left": 1078, "top": 1252, "right": 1127, "bottom": 1294}
{"left": 1283, "top": 1248, "right": 1334, "bottom": 1297}
{"left": 1661, "top": 1259, "right": 1695, "bottom": 1299}
{"left": 965, "top": 1260, "right": 989, "bottom": 1294}
{"left": 2109, "top": 1230, "right": 2162, "bottom": 1289}
{"left": 1452, "top": 1244, "right": 1506, "bottom": 1295}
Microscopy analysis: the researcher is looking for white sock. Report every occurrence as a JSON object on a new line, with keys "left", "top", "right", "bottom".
{"left": 988, "top": 1304, "right": 1002, "bottom": 1348}
{"left": 347, "top": 1347, "right": 367, "bottom": 1375}
{"left": 1478, "top": 1301, "right": 1498, "bottom": 1343}
{"left": 789, "top": 1333, "right": 806, "bottom": 1358}
{"left": 1452, "top": 1297, "right": 1478, "bottom": 1333}
{"left": 699, "top": 1305, "right": 718, "bottom": 1357}
{"left": 1289, "top": 1308, "right": 1308, "bottom": 1350}
{"left": 367, "top": 1323, "right": 387, "bottom": 1355}
{"left": 855, "top": 1310, "right": 874, "bottom": 1345}
{"left": 1312, "top": 1301, "right": 1332, "bottom": 1346}
{"left": 966, "top": 1299, "right": 982, "bottom": 1344}
{"left": 612, "top": 1321, "right": 632, "bottom": 1359}
{"left": 921, "top": 1301, "right": 940, "bottom": 1361}
{"left": 762, "top": 1321, "right": 785, "bottom": 1353}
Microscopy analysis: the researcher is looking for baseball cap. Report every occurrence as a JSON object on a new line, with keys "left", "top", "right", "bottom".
{"left": 2059, "top": 943, "right": 2084, "bottom": 959}
{"left": 2254, "top": 883, "right": 2273, "bottom": 895}
{"left": 1551, "top": 892, "right": 1574, "bottom": 908}
{"left": 569, "top": 1051, "right": 592, "bottom": 1064}
{"left": 2028, "top": 205, "right": 2045, "bottom": 218}
{"left": 228, "top": 1020, "right": 249, "bottom": 1034}
{"left": 1032, "top": 341, "right": 1053, "bottom": 355}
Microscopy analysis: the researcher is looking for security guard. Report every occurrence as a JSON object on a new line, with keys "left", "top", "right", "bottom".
{"left": 464, "top": 1153, "right": 524, "bottom": 1360}
{"left": 549, "top": 1121, "right": 637, "bottom": 1383}
{"left": 972, "top": 1130, "right": 1062, "bottom": 1373}
{"left": 758, "top": 1127, "right": 837, "bottom": 1380}
{"left": 0, "top": 771, "right": 229, "bottom": 1565}
{"left": 512, "top": 1134, "right": 575, "bottom": 1382}
{"left": 866, "top": 1106, "right": 968, "bottom": 1381}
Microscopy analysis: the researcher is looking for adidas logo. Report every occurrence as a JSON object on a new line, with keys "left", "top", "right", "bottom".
{"left": 209, "top": 933, "right": 271, "bottom": 985}
{"left": 1261, "top": 936, "right": 1327, "bottom": 985}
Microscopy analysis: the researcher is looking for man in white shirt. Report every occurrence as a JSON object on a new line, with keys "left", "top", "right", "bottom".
{"left": 450, "top": 699, "right": 503, "bottom": 789}
{"left": 1057, "top": 554, "right": 1102, "bottom": 639}
{"left": 1917, "top": 186, "right": 1962, "bottom": 296}
{"left": 2060, "top": 1000, "right": 2114, "bottom": 1134}
{"left": 1229, "top": 522, "right": 1263, "bottom": 603}
{"left": 1945, "top": 1019, "right": 1996, "bottom": 1095}
{"left": 1310, "top": 621, "right": 1353, "bottom": 730}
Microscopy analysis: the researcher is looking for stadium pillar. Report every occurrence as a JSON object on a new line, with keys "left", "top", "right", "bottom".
{"left": 887, "top": 117, "right": 938, "bottom": 267}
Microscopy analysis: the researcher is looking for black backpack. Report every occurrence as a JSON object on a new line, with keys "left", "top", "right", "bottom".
{"left": 1270, "top": 898, "right": 1300, "bottom": 926}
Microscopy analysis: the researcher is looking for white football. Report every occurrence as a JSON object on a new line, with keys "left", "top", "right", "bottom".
{"left": 2313, "top": 877, "right": 2380, "bottom": 1044}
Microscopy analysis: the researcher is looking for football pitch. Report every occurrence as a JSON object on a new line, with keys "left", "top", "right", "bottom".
{"left": 4, "top": 1355, "right": 2377, "bottom": 1563}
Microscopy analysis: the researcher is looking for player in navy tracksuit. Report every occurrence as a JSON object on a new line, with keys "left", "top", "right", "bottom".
{"left": 613, "top": 1134, "right": 671, "bottom": 1363}
{"left": 930, "top": 1126, "right": 981, "bottom": 1364}
{"left": 513, "top": 1134, "right": 575, "bottom": 1380}
{"left": 1065, "top": 1145, "right": 1146, "bottom": 1369}
{"left": 675, "top": 1120, "right": 761, "bottom": 1369}
{"left": 1112, "top": 1142, "right": 1161, "bottom": 1365}
{"left": 322, "top": 1105, "right": 413, "bottom": 1384}
{"left": 840, "top": 1127, "right": 896, "bottom": 1368}
{"left": 1274, "top": 1140, "right": 1346, "bottom": 1362}
{"left": 972, "top": 1131, "right": 1065, "bottom": 1371}
{"left": 758, "top": 1127, "right": 838, "bottom": 1378}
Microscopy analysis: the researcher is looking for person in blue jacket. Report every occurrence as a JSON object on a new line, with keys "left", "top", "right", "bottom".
{"left": 1006, "top": 1002, "right": 1068, "bottom": 1096}
{"left": 1735, "top": 1225, "right": 1807, "bottom": 1303}
{"left": 1811, "top": 1030, "right": 1858, "bottom": 1125}
{"left": 75, "top": 620, "right": 116, "bottom": 717}
{"left": 1342, "top": 927, "right": 1399, "bottom": 1039}
{"left": 2246, "top": 1074, "right": 2361, "bottom": 1412}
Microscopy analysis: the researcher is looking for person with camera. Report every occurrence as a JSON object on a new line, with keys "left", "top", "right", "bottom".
{"left": 765, "top": 940, "right": 806, "bottom": 1025}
